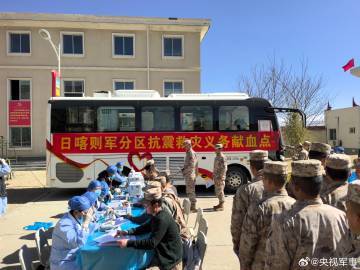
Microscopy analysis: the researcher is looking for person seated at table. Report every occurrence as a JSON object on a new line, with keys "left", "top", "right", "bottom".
{"left": 116, "top": 186, "right": 183, "bottom": 270}
{"left": 107, "top": 165, "right": 127, "bottom": 187}
{"left": 50, "top": 196, "right": 93, "bottom": 270}
{"left": 157, "top": 177, "right": 190, "bottom": 240}
{"left": 141, "top": 159, "right": 160, "bottom": 182}
{"left": 125, "top": 182, "right": 162, "bottom": 225}
{"left": 97, "top": 170, "right": 111, "bottom": 203}
{"left": 87, "top": 180, "right": 112, "bottom": 212}
{"left": 158, "top": 172, "right": 178, "bottom": 196}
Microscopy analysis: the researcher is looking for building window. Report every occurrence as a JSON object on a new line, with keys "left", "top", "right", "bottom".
{"left": 219, "top": 106, "right": 250, "bottom": 131}
{"left": 163, "top": 35, "right": 183, "bottom": 58}
{"left": 97, "top": 106, "right": 135, "bottom": 132}
{"left": 164, "top": 81, "right": 183, "bottom": 97}
{"left": 329, "top": 129, "right": 337, "bottom": 140}
{"left": 8, "top": 31, "right": 31, "bottom": 54}
{"left": 63, "top": 80, "right": 85, "bottom": 97}
{"left": 9, "top": 80, "right": 31, "bottom": 100}
{"left": 113, "top": 34, "right": 135, "bottom": 57}
{"left": 65, "top": 107, "right": 95, "bottom": 132}
{"left": 141, "top": 106, "right": 175, "bottom": 131}
{"left": 114, "top": 80, "right": 135, "bottom": 90}
{"left": 61, "top": 32, "right": 84, "bottom": 55}
{"left": 9, "top": 127, "right": 31, "bottom": 148}
{"left": 180, "top": 106, "right": 213, "bottom": 131}
{"left": 349, "top": 127, "right": 356, "bottom": 134}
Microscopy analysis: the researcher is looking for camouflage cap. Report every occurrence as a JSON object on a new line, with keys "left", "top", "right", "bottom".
{"left": 146, "top": 159, "right": 155, "bottom": 166}
{"left": 249, "top": 150, "right": 268, "bottom": 161}
{"left": 303, "top": 141, "right": 311, "bottom": 146}
{"left": 326, "top": 154, "right": 351, "bottom": 170}
{"left": 291, "top": 160, "right": 323, "bottom": 177}
{"left": 143, "top": 186, "right": 162, "bottom": 203}
{"left": 154, "top": 176, "right": 167, "bottom": 188}
{"left": 215, "top": 143, "right": 223, "bottom": 149}
{"left": 142, "top": 181, "right": 161, "bottom": 192}
{"left": 347, "top": 180, "right": 360, "bottom": 204}
{"left": 263, "top": 161, "right": 288, "bottom": 175}
{"left": 310, "top": 142, "right": 331, "bottom": 155}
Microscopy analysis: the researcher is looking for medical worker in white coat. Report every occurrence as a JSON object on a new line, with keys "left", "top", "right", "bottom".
{"left": 50, "top": 196, "right": 92, "bottom": 270}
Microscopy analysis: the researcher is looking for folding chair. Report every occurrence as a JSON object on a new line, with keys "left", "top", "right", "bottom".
{"left": 35, "top": 228, "right": 51, "bottom": 269}
{"left": 19, "top": 244, "right": 34, "bottom": 270}
{"left": 198, "top": 216, "right": 208, "bottom": 236}
{"left": 182, "top": 198, "right": 191, "bottom": 225}
{"left": 196, "top": 231, "right": 208, "bottom": 270}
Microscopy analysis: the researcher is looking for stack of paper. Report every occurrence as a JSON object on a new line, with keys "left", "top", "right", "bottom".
{"left": 94, "top": 230, "right": 135, "bottom": 246}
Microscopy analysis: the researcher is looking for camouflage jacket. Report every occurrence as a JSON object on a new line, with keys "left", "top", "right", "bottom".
{"left": 345, "top": 235, "right": 360, "bottom": 269}
{"left": 182, "top": 149, "right": 198, "bottom": 177}
{"left": 264, "top": 198, "right": 352, "bottom": 270}
{"left": 230, "top": 170, "right": 265, "bottom": 254}
{"left": 320, "top": 180, "right": 348, "bottom": 212}
{"left": 240, "top": 189, "right": 296, "bottom": 270}
{"left": 213, "top": 153, "right": 227, "bottom": 182}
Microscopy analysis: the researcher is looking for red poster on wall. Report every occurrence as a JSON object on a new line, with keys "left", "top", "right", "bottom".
{"left": 8, "top": 100, "right": 31, "bottom": 126}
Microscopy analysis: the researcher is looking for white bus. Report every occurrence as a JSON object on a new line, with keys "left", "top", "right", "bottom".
{"left": 46, "top": 90, "right": 304, "bottom": 191}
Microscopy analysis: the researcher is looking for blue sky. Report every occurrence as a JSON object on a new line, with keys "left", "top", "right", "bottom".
{"left": 2, "top": 0, "right": 359, "bottom": 109}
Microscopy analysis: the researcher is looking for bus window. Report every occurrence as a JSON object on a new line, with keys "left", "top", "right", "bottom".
{"left": 97, "top": 106, "right": 135, "bottom": 132}
{"left": 219, "top": 106, "right": 249, "bottom": 131}
{"left": 66, "top": 107, "right": 95, "bottom": 132}
{"left": 180, "top": 106, "right": 213, "bottom": 131}
{"left": 141, "top": 106, "right": 175, "bottom": 131}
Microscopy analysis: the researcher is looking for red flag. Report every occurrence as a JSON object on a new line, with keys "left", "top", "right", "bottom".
{"left": 342, "top": 59, "right": 355, "bottom": 72}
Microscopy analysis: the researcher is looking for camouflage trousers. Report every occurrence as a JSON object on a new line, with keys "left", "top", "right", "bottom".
{"left": 214, "top": 179, "right": 225, "bottom": 203}
{"left": 184, "top": 174, "right": 197, "bottom": 205}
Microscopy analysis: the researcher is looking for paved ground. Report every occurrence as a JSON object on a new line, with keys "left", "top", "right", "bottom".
{"left": 0, "top": 171, "right": 239, "bottom": 270}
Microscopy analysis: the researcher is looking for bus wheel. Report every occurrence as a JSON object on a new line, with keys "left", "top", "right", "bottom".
{"left": 225, "top": 167, "right": 249, "bottom": 193}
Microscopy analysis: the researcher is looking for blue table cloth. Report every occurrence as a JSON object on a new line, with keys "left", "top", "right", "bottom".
{"left": 78, "top": 207, "right": 154, "bottom": 270}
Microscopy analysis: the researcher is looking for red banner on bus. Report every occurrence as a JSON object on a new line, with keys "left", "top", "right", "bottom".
{"left": 52, "top": 131, "right": 279, "bottom": 154}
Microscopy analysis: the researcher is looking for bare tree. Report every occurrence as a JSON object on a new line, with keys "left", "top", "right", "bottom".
{"left": 239, "top": 57, "right": 328, "bottom": 125}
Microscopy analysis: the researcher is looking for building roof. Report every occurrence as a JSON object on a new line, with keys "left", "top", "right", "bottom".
{"left": 0, "top": 12, "right": 211, "bottom": 41}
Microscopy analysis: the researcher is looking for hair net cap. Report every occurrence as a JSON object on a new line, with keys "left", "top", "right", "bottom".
{"left": 107, "top": 165, "right": 117, "bottom": 174}
{"left": 82, "top": 191, "right": 97, "bottom": 206}
{"left": 116, "top": 161, "right": 124, "bottom": 167}
{"left": 68, "top": 196, "right": 91, "bottom": 211}
{"left": 87, "top": 180, "right": 101, "bottom": 191}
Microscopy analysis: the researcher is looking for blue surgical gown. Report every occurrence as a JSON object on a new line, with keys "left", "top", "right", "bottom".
{"left": 50, "top": 212, "right": 89, "bottom": 270}
{"left": 113, "top": 172, "right": 127, "bottom": 185}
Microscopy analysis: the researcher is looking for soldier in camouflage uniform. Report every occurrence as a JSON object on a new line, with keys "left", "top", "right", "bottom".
{"left": 309, "top": 142, "right": 332, "bottom": 193}
{"left": 240, "top": 161, "right": 295, "bottom": 270}
{"left": 293, "top": 143, "right": 308, "bottom": 161}
{"left": 181, "top": 139, "right": 198, "bottom": 212}
{"left": 345, "top": 180, "right": 360, "bottom": 269}
{"left": 230, "top": 150, "right": 268, "bottom": 257}
{"left": 264, "top": 160, "right": 352, "bottom": 270}
{"left": 308, "top": 142, "right": 331, "bottom": 166}
{"left": 321, "top": 154, "right": 351, "bottom": 212}
{"left": 213, "top": 143, "right": 228, "bottom": 211}
{"left": 142, "top": 159, "right": 160, "bottom": 182}
{"left": 303, "top": 141, "right": 311, "bottom": 152}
